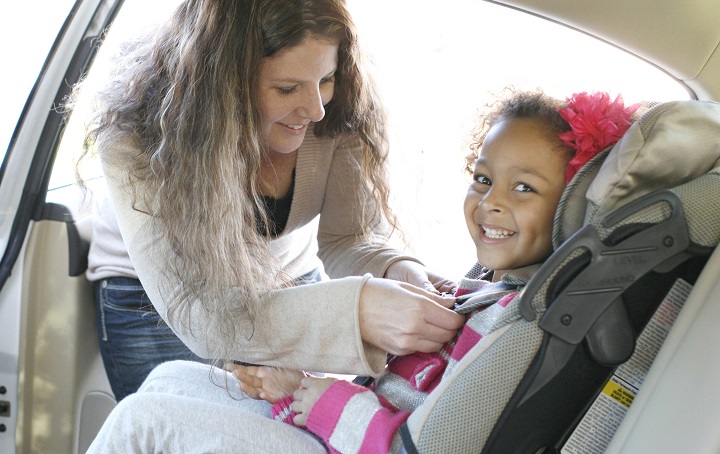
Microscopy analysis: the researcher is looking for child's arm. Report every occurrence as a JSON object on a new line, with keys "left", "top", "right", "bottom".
{"left": 290, "top": 376, "right": 338, "bottom": 425}
{"left": 226, "top": 363, "right": 304, "bottom": 403}
{"left": 290, "top": 376, "right": 411, "bottom": 453}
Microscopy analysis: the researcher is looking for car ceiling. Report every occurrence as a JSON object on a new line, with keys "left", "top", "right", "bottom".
{"left": 485, "top": 0, "right": 720, "bottom": 101}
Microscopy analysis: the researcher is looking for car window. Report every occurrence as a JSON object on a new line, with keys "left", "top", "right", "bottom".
{"left": 49, "top": 0, "right": 183, "bottom": 195}
{"left": 52, "top": 0, "right": 691, "bottom": 280}
{"left": 346, "top": 0, "right": 691, "bottom": 279}
{"left": 0, "top": 1, "right": 75, "bottom": 163}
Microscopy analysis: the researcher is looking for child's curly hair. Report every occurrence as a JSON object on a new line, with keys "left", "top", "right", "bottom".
{"left": 465, "top": 88, "right": 573, "bottom": 175}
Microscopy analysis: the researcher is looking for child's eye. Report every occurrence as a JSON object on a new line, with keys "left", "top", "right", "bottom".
{"left": 277, "top": 85, "right": 298, "bottom": 95}
{"left": 514, "top": 183, "right": 535, "bottom": 193}
{"left": 474, "top": 175, "right": 491, "bottom": 186}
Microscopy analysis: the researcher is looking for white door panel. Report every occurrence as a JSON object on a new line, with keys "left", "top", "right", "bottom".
{"left": 0, "top": 1, "right": 119, "bottom": 452}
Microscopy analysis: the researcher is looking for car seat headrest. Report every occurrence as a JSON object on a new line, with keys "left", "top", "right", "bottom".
{"left": 553, "top": 100, "right": 720, "bottom": 249}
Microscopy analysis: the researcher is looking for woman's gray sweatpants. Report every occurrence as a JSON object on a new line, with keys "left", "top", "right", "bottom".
{"left": 86, "top": 360, "right": 326, "bottom": 453}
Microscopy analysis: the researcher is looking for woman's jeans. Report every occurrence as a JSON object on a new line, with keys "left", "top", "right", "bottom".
{"left": 95, "top": 270, "right": 323, "bottom": 401}
{"left": 94, "top": 277, "right": 204, "bottom": 401}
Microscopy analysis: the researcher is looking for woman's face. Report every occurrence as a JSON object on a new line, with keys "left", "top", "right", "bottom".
{"left": 257, "top": 36, "right": 339, "bottom": 155}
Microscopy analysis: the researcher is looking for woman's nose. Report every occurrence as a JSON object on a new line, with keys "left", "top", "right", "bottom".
{"left": 297, "top": 87, "right": 326, "bottom": 122}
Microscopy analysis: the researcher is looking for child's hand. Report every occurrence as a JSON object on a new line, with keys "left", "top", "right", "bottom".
{"left": 384, "top": 260, "right": 457, "bottom": 294}
{"left": 291, "top": 376, "right": 338, "bottom": 426}
{"left": 226, "top": 363, "right": 304, "bottom": 403}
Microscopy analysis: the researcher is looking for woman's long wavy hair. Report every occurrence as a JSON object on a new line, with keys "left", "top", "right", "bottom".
{"left": 80, "top": 0, "right": 393, "bottom": 354}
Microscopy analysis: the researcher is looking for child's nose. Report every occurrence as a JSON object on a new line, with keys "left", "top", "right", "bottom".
{"left": 480, "top": 188, "right": 505, "bottom": 212}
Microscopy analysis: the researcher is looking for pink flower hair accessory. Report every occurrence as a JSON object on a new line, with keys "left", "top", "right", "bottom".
{"left": 558, "top": 92, "right": 640, "bottom": 183}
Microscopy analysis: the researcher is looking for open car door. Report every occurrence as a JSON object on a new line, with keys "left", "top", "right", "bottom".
{"left": 0, "top": 1, "right": 121, "bottom": 452}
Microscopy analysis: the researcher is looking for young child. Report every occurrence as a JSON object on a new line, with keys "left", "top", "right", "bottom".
{"left": 233, "top": 89, "right": 639, "bottom": 453}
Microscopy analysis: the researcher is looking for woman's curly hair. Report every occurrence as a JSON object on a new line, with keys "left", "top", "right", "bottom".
{"left": 74, "top": 0, "right": 394, "bottom": 358}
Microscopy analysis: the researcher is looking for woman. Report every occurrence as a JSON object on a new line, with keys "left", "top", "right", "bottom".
{"left": 82, "top": 0, "right": 464, "bottom": 396}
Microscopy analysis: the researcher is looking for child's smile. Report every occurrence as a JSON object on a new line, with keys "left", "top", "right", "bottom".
{"left": 481, "top": 224, "right": 516, "bottom": 240}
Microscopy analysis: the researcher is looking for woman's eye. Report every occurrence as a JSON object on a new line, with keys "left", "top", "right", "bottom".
{"left": 514, "top": 183, "right": 535, "bottom": 193}
{"left": 320, "top": 75, "right": 335, "bottom": 85}
{"left": 278, "top": 86, "right": 298, "bottom": 95}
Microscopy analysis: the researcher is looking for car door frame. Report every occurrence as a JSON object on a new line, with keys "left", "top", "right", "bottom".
{"left": 0, "top": 1, "right": 122, "bottom": 452}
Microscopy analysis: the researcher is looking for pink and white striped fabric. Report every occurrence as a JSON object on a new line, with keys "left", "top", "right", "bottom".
{"left": 271, "top": 266, "right": 533, "bottom": 454}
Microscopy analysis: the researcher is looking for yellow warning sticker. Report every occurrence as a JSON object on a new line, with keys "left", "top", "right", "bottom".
{"left": 602, "top": 380, "right": 635, "bottom": 408}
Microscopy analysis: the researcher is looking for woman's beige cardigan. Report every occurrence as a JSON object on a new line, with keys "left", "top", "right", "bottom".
{"left": 102, "top": 129, "right": 419, "bottom": 377}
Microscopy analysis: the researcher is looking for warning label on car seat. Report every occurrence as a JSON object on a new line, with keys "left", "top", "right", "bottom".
{"left": 561, "top": 278, "right": 692, "bottom": 454}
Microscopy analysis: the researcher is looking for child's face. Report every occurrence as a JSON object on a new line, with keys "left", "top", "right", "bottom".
{"left": 464, "top": 117, "right": 569, "bottom": 280}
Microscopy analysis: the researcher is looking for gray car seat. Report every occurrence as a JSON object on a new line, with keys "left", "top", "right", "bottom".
{"left": 399, "top": 99, "right": 720, "bottom": 453}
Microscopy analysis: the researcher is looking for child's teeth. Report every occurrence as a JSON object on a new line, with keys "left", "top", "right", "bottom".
{"left": 483, "top": 227, "right": 514, "bottom": 239}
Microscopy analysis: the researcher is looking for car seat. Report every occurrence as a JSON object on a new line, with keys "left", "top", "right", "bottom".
{"left": 399, "top": 99, "right": 720, "bottom": 453}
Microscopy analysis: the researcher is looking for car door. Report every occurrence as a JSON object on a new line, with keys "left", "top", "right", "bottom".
{"left": 0, "top": 1, "right": 121, "bottom": 453}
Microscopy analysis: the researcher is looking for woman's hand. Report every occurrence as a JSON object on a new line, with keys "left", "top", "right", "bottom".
{"left": 384, "top": 260, "right": 456, "bottom": 294}
{"left": 225, "top": 363, "right": 304, "bottom": 403}
{"left": 359, "top": 277, "right": 465, "bottom": 356}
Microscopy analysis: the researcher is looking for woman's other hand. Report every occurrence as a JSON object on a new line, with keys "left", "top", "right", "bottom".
{"left": 384, "top": 260, "right": 456, "bottom": 294}
{"left": 359, "top": 277, "right": 464, "bottom": 356}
